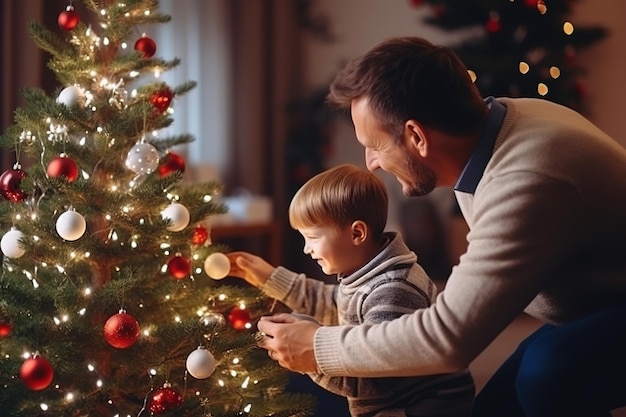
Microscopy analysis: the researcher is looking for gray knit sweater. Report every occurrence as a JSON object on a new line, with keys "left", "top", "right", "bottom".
{"left": 314, "top": 97, "right": 626, "bottom": 379}
{"left": 262, "top": 232, "right": 474, "bottom": 417}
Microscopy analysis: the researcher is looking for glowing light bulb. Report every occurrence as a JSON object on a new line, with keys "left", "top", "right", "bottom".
{"left": 549, "top": 66, "right": 561, "bottom": 79}
{"left": 563, "top": 22, "right": 574, "bottom": 35}
{"left": 537, "top": 83, "right": 549, "bottom": 96}
{"left": 467, "top": 69, "right": 477, "bottom": 83}
{"left": 519, "top": 62, "right": 530, "bottom": 74}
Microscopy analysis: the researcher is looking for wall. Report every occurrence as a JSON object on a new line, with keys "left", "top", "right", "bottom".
{"left": 571, "top": 0, "right": 626, "bottom": 144}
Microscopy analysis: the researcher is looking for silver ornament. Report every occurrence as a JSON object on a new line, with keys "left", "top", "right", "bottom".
{"left": 125, "top": 142, "right": 159, "bottom": 174}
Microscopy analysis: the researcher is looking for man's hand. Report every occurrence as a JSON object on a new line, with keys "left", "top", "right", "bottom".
{"left": 257, "top": 313, "right": 320, "bottom": 373}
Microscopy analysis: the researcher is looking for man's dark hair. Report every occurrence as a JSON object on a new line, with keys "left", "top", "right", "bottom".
{"left": 327, "top": 36, "right": 488, "bottom": 138}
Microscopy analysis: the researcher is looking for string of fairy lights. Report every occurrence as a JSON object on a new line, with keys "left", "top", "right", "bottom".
{"left": 466, "top": 1, "right": 577, "bottom": 98}
{"left": 0, "top": 2, "right": 268, "bottom": 416}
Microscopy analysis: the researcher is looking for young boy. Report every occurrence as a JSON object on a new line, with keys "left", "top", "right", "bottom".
{"left": 227, "top": 164, "right": 474, "bottom": 417}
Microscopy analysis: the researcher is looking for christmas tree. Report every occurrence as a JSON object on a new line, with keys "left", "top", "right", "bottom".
{"left": 0, "top": 1, "right": 314, "bottom": 416}
{"left": 413, "top": 0, "right": 607, "bottom": 112}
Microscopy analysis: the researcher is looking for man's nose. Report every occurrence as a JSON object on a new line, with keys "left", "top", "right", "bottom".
{"left": 365, "top": 148, "right": 379, "bottom": 172}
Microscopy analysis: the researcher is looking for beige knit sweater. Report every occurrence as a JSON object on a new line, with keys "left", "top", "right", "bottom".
{"left": 315, "top": 97, "right": 626, "bottom": 378}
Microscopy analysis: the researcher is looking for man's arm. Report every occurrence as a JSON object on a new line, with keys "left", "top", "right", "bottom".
{"left": 260, "top": 174, "right": 580, "bottom": 377}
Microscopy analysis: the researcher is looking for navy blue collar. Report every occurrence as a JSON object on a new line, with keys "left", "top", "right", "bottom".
{"left": 454, "top": 97, "right": 507, "bottom": 194}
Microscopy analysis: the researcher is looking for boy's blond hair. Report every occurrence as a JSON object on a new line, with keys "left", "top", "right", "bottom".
{"left": 288, "top": 164, "right": 388, "bottom": 238}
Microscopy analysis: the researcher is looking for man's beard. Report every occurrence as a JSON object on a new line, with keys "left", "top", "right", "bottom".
{"left": 403, "top": 156, "right": 436, "bottom": 197}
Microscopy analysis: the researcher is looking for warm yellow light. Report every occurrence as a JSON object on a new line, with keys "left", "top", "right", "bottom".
{"left": 563, "top": 22, "right": 574, "bottom": 35}
{"left": 549, "top": 66, "right": 561, "bottom": 79}
{"left": 467, "top": 69, "right": 477, "bottom": 83}
{"left": 537, "top": 83, "right": 549, "bottom": 96}
{"left": 519, "top": 62, "right": 530, "bottom": 74}
{"left": 537, "top": 0, "right": 547, "bottom": 14}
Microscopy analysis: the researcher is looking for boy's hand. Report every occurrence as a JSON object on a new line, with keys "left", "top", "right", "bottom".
{"left": 227, "top": 251, "right": 275, "bottom": 287}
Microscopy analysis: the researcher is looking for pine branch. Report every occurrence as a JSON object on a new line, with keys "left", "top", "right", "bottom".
{"left": 27, "top": 21, "right": 68, "bottom": 57}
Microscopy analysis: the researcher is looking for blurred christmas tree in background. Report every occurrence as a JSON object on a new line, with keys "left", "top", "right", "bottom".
{"left": 0, "top": 0, "right": 314, "bottom": 416}
{"left": 411, "top": 0, "right": 608, "bottom": 112}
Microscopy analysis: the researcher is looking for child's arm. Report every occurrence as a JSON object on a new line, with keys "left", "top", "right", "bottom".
{"left": 227, "top": 251, "right": 338, "bottom": 324}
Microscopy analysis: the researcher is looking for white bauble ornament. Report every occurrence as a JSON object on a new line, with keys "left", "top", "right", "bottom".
{"left": 56, "top": 210, "right": 86, "bottom": 241}
{"left": 57, "top": 85, "right": 83, "bottom": 107}
{"left": 160, "top": 203, "right": 190, "bottom": 232}
{"left": 186, "top": 347, "right": 216, "bottom": 379}
{"left": 125, "top": 142, "right": 159, "bottom": 174}
{"left": 204, "top": 252, "right": 230, "bottom": 280}
{"left": 1, "top": 227, "right": 26, "bottom": 258}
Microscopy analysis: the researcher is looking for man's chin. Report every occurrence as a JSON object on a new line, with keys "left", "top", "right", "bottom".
{"left": 400, "top": 183, "right": 421, "bottom": 197}
{"left": 402, "top": 184, "right": 431, "bottom": 198}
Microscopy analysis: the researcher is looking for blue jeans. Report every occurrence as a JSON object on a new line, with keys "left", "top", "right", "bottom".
{"left": 473, "top": 303, "right": 626, "bottom": 417}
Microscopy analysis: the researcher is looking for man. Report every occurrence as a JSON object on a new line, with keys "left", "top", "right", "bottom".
{"left": 258, "top": 36, "right": 626, "bottom": 416}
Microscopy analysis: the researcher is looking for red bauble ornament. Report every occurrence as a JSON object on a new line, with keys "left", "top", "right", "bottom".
{"left": 104, "top": 310, "right": 140, "bottom": 349}
{"left": 135, "top": 34, "right": 157, "bottom": 58}
{"left": 408, "top": 0, "right": 423, "bottom": 7}
{"left": 58, "top": 5, "right": 80, "bottom": 31}
{"left": 0, "top": 167, "right": 27, "bottom": 202}
{"left": 524, "top": 0, "right": 538, "bottom": 7}
{"left": 191, "top": 225, "right": 209, "bottom": 246}
{"left": 150, "top": 88, "right": 173, "bottom": 113}
{"left": 167, "top": 256, "right": 191, "bottom": 280}
{"left": 158, "top": 151, "right": 186, "bottom": 177}
{"left": 485, "top": 16, "right": 501, "bottom": 33}
{"left": 149, "top": 385, "right": 183, "bottom": 414}
{"left": 227, "top": 306, "right": 252, "bottom": 330}
{"left": 0, "top": 321, "right": 12, "bottom": 337}
{"left": 20, "top": 356, "right": 54, "bottom": 391}
{"left": 47, "top": 155, "right": 79, "bottom": 182}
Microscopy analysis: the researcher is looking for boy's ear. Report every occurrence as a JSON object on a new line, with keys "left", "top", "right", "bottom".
{"left": 405, "top": 119, "right": 428, "bottom": 157}
{"left": 351, "top": 221, "right": 368, "bottom": 245}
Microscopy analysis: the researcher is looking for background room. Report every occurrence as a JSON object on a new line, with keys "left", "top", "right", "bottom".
{"left": 2, "top": 1, "right": 625, "bottom": 416}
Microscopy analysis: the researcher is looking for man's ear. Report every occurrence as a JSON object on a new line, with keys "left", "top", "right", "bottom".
{"left": 351, "top": 221, "right": 368, "bottom": 245}
{"left": 405, "top": 119, "right": 428, "bottom": 157}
